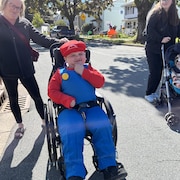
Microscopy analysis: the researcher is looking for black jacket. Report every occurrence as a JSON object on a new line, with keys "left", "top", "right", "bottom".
{"left": 0, "top": 16, "right": 58, "bottom": 78}
{"left": 145, "top": 12, "right": 180, "bottom": 54}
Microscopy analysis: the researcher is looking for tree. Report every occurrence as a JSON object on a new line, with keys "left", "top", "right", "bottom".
{"left": 83, "top": 0, "right": 114, "bottom": 29}
{"left": 134, "top": 0, "right": 179, "bottom": 43}
{"left": 32, "top": 12, "right": 45, "bottom": 28}
{"left": 25, "top": 0, "right": 53, "bottom": 22}
{"left": 134, "top": 0, "right": 154, "bottom": 43}
{"left": 45, "top": 0, "right": 113, "bottom": 31}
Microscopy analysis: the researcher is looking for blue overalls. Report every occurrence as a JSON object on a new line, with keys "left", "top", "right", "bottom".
{"left": 58, "top": 67, "right": 116, "bottom": 179}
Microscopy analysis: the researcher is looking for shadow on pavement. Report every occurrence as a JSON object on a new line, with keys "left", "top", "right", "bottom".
{"left": 169, "top": 122, "right": 180, "bottom": 133}
{"left": 46, "top": 164, "right": 62, "bottom": 180}
{"left": 46, "top": 166, "right": 104, "bottom": 180}
{"left": 0, "top": 128, "right": 45, "bottom": 180}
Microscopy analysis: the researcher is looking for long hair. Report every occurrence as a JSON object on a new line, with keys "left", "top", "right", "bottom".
{"left": 0, "top": 0, "right": 25, "bottom": 17}
{"left": 145, "top": 0, "right": 179, "bottom": 33}
{"left": 167, "top": 0, "right": 179, "bottom": 26}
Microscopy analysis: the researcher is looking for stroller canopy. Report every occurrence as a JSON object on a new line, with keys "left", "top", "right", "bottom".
{"left": 165, "top": 43, "right": 180, "bottom": 73}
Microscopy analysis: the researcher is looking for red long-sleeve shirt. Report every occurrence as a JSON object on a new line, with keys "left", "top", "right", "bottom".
{"left": 48, "top": 64, "right": 105, "bottom": 108}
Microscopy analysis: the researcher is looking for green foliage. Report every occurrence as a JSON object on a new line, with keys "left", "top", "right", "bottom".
{"left": 45, "top": 0, "right": 113, "bottom": 30}
{"left": 83, "top": 0, "right": 113, "bottom": 21}
{"left": 32, "top": 13, "right": 45, "bottom": 28}
{"left": 81, "top": 23, "right": 96, "bottom": 34}
{"left": 80, "top": 34, "right": 137, "bottom": 45}
{"left": 25, "top": 0, "right": 50, "bottom": 19}
{"left": 54, "top": 19, "right": 66, "bottom": 26}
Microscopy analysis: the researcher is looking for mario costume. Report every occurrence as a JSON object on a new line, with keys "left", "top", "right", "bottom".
{"left": 48, "top": 40, "right": 117, "bottom": 180}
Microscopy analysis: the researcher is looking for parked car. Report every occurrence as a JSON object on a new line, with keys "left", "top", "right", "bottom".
{"left": 50, "top": 25, "right": 75, "bottom": 39}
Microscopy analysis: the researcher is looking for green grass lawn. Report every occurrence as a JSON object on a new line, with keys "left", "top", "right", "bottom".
{"left": 79, "top": 34, "right": 143, "bottom": 46}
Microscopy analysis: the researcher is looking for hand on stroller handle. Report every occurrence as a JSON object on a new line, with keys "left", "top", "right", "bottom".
{"left": 161, "top": 37, "right": 171, "bottom": 44}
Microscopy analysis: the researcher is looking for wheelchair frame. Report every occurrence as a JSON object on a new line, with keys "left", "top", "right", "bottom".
{"left": 44, "top": 42, "right": 118, "bottom": 178}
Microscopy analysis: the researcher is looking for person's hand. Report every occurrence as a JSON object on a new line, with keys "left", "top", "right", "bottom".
{"left": 161, "top": 37, "right": 171, "bottom": 43}
{"left": 176, "top": 84, "right": 180, "bottom": 89}
{"left": 70, "top": 100, "right": 76, "bottom": 107}
{"left": 172, "top": 76, "right": 177, "bottom": 81}
{"left": 59, "top": 37, "right": 69, "bottom": 43}
{"left": 74, "top": 63, "right": 84, "bottom": 75}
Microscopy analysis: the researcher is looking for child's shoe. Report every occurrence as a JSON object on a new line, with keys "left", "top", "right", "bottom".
{"left": 102, "top": 163, "right": 127, "bottom": 180}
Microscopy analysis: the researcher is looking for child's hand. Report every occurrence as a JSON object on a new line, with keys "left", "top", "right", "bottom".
{"left": 173, "top": 76, "right": 177, "bottom": 81}
{"left": 176, "top": 84, "right": 180, "bottom": 89}
{"left": 70, "top": 100, "right": 76, "bottom": 107}
{"left": 59, "top": 37, "right": 69, "bottom": 43}
{"left": 74, "top": 64, "right": 84, "bottom": 75}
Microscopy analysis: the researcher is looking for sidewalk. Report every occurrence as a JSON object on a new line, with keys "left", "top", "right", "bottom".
{"left": 0, "top": 82, "right": 30, "bottom": 158}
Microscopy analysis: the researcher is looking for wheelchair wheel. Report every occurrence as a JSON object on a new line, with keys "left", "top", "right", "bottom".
{"left": 45, "top": 99, "right": 58, "bottom": 167}
{"left": 96, "top": 93, "right": 118, "bottom": 146}
{"left": 103, "top": 97, "right": 118, "bottom": 146}
{"left": 91, "top": 93, "right": 118, "bottom": 171}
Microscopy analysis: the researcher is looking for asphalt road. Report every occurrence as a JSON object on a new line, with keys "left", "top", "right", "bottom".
{"left": 0, "top": 42, "right": 180, "bottom": 180}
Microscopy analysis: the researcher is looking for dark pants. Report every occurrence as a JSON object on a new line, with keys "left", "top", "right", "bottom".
{"left": 2, "top": 75, "right": 44, "bottom": 123}
{"left": 145, "top": 50, "right": 163, "bottom": 95}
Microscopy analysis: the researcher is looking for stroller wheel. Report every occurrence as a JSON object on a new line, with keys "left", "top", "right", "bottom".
{"left": 164, "top": 112, "right": 173, "bottom": 121}
{"left": 165, "top": 112, "right": 180, "bottom": 126}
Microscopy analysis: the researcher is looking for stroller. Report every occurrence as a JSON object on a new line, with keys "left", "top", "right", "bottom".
{"left": 158, "top": 43, "right": 180, "bottom": 126}
{"left": 44, "top": 42, "right": 126, "bottom": 179}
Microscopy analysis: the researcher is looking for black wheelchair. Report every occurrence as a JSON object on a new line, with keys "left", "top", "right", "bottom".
{"left": 44, "top": 42, "right": 126, "bottom": 179}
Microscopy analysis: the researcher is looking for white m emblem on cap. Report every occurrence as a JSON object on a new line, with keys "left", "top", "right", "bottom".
{"left": 67, "top": 44, "right": 78, "bottom": 50}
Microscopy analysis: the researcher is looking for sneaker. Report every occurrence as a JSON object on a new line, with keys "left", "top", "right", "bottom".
{"left": 152, "top": 93, "right": 159, "bottom": 99}
{"left": 145, "top": 94, "right": 156, "bottom": 103}
{"left": 102, "top": 164, "right": 128, "bottom": 180}
{"left": 68, "top": 176, "right": 83, "bottom": 180}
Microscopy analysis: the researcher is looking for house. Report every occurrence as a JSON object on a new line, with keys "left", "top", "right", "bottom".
{"left": 121, "top": 0, "right": 138, "bottom": 36}
{"left": 90, "top": 0, "right": 138, "bottom": 35}
{"left": 102, "top": 0, "right": 125, "bottom": 31}
{"left": 121, "top": 0, "right": 180, "bottom": 36}
{"left": 80, "top": 0, "right": 134, "bottom": 35}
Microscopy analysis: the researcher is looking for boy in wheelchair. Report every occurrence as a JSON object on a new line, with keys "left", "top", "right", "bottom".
{"left": 48, "top": 40, "right": 127, "bottom": 180}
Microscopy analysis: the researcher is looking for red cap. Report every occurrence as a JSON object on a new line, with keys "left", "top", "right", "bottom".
{"left": 60, "top": 40, "right": 86, "bottom": 57}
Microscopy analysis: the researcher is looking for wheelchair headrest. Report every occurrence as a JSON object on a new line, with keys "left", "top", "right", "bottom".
{"left": 49, "top": 42, "right": 91, "bottom": 72}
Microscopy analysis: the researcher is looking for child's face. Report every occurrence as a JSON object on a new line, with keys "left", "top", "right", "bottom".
{"left": 64, "top": 51, "right": 86, "bottom": 68}
{"left": 176, "top": 61, "right": 180, "bottom": 70}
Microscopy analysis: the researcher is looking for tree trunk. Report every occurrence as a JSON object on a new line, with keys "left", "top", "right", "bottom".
{"left": 134, "top": 0, "right": 154, "bottom": 44}
{"left": 68, "top": 17, "right": 75, "bottom": 31}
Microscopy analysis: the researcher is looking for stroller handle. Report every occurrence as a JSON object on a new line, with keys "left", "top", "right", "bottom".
{"left": 161, "top": 44, "right": 166, "bottom": 68}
